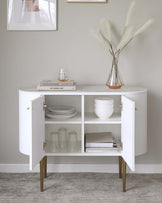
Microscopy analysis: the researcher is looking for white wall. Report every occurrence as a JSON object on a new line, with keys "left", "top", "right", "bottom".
{"left": 0, "top": 0, "right": 162, "bottom": 169}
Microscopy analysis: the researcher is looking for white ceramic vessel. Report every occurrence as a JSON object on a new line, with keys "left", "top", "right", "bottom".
{"left": 95, "top": 108, "right": 113, "bottom": 119}
{"left": 95, "top": 97, "right": 114, "bottom": 103}
{"left": 94, "top": 97, "right": 114, "bottom": 119}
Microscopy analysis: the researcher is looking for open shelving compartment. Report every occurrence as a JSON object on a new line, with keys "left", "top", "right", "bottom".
{"left": 45, "top": 124, "right": 82, "bottom": 155}
{"left": 83, "top": 95, "right": 122, "bottom": 156}
{"left": 44, "top": 95, "right": 83, "bottom": 156}
{"left": 44, "top": 95, "right": 82, "bottom": 124}
{"left": 84, "top": 124, "right": 122, "bottom": 155}
{"left": 84, "top": 95, "right": 121, "bottom": 123}
{"left": 43, "top": 94, "right": 123, "bottom": 156}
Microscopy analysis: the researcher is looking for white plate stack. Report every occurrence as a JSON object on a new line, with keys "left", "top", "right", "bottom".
{"left": 46, "top": 105, "right": 77, "bottom": 119}
{"left": 94, "top": 97, "right": 114, "bottom": 119}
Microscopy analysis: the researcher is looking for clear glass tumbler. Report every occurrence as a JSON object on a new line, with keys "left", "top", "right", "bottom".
{"left": 58, "top": 128, "right": 67, "bottom": 152}
{"left": 68, "top": 131, "right": 78, "bottom": 153}
{"left": 51, "top": 132, "right": 59, "bottom": 152}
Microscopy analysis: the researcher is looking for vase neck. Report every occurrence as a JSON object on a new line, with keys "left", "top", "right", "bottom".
{"left": 112, "top": 56, "right": 119, "bottom": 68}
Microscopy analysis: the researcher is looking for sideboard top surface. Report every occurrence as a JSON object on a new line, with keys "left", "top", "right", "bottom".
{"left": 20, "top": 85, "right": 147, "bottom": 95}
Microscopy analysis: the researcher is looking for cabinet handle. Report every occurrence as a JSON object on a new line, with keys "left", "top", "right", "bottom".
{"left": 43, "top": 103, "right": 47, "bottom": 111}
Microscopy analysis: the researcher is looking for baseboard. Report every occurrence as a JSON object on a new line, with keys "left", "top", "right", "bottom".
{"left": 0, "top": 164, "right": 162, "bottom": 173}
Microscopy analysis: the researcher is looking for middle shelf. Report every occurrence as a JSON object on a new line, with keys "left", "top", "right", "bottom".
{"left": 84, "top": 112, "right": 121, "bottom": 124}
{"left": 45, "top": 113, "right": 82, "bottom": 124}
{"left": 45, "top": 112, "right": 121, "bottom": 125}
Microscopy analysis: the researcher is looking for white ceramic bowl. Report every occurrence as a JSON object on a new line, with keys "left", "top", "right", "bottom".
{"left": 95, "top": 106, "right": 113, "bottom": 112}
{"left": 95, "top": 97, "right": 114, "bottom": 104}
{"left": 95, "top": 101, "right": 114, "bottom": 105}
{"left": 95, "top": 103, "right": 114, "bottom": 108}
{"left": 95, "top": 107, "right": 114, "bottom": 113}
{"left": 95, "top": 108, "right": 113, "bottom": 119}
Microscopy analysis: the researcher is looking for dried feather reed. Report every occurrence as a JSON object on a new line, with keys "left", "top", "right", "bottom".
{"left": 116, "top": 26, "right": 133, "bottom": 52}
{"left": 124, "top": 0, "right": 136, "bottom": 29}
{"left": 133, "top": 19, "right": 154, "bottom": 38}
{"left": 89, "top": 28, "right": 109, "bottom": 50}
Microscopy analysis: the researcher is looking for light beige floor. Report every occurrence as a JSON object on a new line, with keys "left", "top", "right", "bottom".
{"left": 0, "top": 173, "right": 162, "bottom": 203}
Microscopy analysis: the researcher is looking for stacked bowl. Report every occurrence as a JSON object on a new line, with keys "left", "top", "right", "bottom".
{"left": 94, "top": 97, "right": 114, "bottom": 119}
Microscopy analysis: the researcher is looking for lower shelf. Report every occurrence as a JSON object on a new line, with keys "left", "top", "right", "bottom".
{"left": 45, "top": 149, "right": 121, "bottom": 157}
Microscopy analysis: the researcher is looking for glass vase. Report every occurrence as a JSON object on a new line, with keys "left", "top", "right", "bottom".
{"left": 106, "top": 56, "right": 124, "bottom": 89}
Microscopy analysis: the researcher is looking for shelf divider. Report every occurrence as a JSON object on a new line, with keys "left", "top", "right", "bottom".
{"left": 81, "top": 95, "right": 85, "bottom": 153}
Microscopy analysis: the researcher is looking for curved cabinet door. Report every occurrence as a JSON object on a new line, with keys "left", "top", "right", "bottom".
{"left": 126, "top": 92, "right": 147, "bottom": 156}
{"left": 29, "top": 96, "right": 45, "bottom": 170}
{"left": 121, "top": 96, "right": 135, "bottom": 171}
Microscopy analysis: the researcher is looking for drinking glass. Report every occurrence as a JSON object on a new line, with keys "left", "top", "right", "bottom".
{"left": 51, "top": 132, "right": 59, "bottom": 152}
{"left": 45, "top": 133, "right": 53, "bottom": 152}
{"left": 58, "top": 128, "right": 67, "bottom": 152}
{"left": 68, "top": 131, "right": 78, "bottom": 152}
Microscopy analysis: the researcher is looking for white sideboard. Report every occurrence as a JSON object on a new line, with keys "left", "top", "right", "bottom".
{"left": 19, "top": 85, "right": 147, "bottom": 192}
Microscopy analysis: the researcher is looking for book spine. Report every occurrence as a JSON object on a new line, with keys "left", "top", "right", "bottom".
{"left": 40, "top": 81, "right": 74, "bottom": 86}
{"left": 86, "top": 148, "right": 117, "bottom": 153}
{"left": 37, "top": 86, "right": 76, "bottom": 91}
{"left": 86, "top": 143, "right": 114, "bottom": 148}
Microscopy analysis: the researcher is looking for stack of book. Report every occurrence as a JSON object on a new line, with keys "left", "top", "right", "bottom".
{"left": 85, "top": 132, "right": 117, "bottom": 153}
{"left": 37, "top": 80, "right": 76, "bottom": 91}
